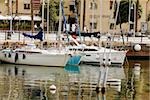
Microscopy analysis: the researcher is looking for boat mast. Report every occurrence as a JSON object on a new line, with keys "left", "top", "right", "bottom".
{"left": 9, "top": 0, "right": 12, "bottom": 33}
{"left": 74, "top": 0, "right": 81, "bottom": 42}
{"left": 42, "top": 0, "right": 45, "bottom": 39}
{"left": 31, "top": 0, "right": 34, "bottom": 34}
{"left": 47, "top": 0, "right": 50, "bottom": 40}
{"left": 97, "top": 0, "right": 103, "bottom": 90}
{"left": 58, "top": 0, "right": 62, "bottom": 48}
{"left": 91, "top": 0, "right": 95, "bottom": 32}
{"left": 16, "top": 0, "right": 18, "bottom": 15}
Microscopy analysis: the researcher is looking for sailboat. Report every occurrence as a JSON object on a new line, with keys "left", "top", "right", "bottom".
{"left": 59, "top": 0, "right": 126, "bottom": 66}
{"left": 0, "top": 43, "right": 70, "bottom": 67}
{"left": 0, "top": 28, "right": 70, "bottom": 67}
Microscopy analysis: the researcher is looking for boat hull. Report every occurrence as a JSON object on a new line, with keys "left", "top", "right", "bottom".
{"left": 81, "top": 51, "right": 126, "bottom": 66}
{"left": 0, "top": 52, "right": 70, "bottom": 67}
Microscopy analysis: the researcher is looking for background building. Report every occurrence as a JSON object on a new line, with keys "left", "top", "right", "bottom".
{"left": 0, "top": 0, "right": 41, "bottom": 30}
{"left": 80, "top": 0, "right": 110, "bottom": 33}
{"left": 0, "top": 0, "right": 40, "bottom": 16}
{"left": 0, "top": 0, "right": 149, "bottom": 34}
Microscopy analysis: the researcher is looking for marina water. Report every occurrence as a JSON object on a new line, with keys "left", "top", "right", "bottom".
{"left": 0, "top": 60, "right": 149, "bottom": 100}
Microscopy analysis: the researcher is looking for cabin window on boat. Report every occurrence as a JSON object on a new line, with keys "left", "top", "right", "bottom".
{"left": 16, "top": 51, "right": 41, "bottom": 54}
{"left": 83, "top": 49, "right": 98, "bottom": 51}
{"left": 69, "top": 49, "right": 83, "bottom": 51}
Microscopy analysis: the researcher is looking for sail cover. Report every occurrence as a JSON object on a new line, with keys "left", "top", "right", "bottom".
{"left": 22, "top": 30, "right": 43, "bottom": 41}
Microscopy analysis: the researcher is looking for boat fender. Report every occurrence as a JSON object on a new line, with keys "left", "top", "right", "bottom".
{"left": 8, "top": 53, "right": 11, "bottom": 58}
{"left": 95, "top": 86, "right": 100, "bottom": 93}
{"left": 4, "top": 53, "right": 7, "bottom": 57}
{"left": 22, "top": 54, "right": 26, "bottom": 59}
{"left": 133, "top": 44, "right": 141, "bottom": 51}
{"left": 69, "top": 54, "right": 72, "bottom": 57}
{"left": 102, "top": 58, "right": 106, "bottom": 66}
{"left": 15, "top": 53, "right": 18, "bottom": 62}
{"left": 108, "top": 59, "right": 111, "bottom": 65}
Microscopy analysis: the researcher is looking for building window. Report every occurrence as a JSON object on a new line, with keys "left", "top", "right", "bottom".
{"left": 24, "top": 4, "right": 30, "bottom": 9}
{"left": 69, "top": 5, "right": 74, "bottom": 12}
{"left": 90, "top": 2, "right": 97, "bottom": 10}
{"left": 90, "top": 22, "right": 97, "bottom": 29}
{"left": 110, "top": 23, "right": 114, "bottom": 29}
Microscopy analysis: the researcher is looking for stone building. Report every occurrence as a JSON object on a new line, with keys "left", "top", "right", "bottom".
{"left": 0, "top": 0, "right": 40, "bottom": 16}
{"left": 64, "top": 0, "right": 149, "bottom": 34}
{"left": 0, "top": 0, "right": 149, "bottom": 33}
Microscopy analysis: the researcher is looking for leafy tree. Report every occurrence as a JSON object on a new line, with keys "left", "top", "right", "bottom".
{"left": 115, "top": 0, "right": 142, "bottom": 25}
{"left": 39, "top": 0, "right": 59, "bottom": 30}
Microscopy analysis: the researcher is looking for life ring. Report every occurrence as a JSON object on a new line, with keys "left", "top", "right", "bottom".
{"left": 22, "top": 54, "right": 26, "bottom": 59}
{"left": 15, "top": 53, "right": 18, "bottom": 62}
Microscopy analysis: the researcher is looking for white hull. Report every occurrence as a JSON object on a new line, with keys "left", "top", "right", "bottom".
{"left": 68, "top": 45, "right": 127, "bottom": 66}
{"left": 0, "top": 52, "right": 70, "bottom": 67}
{"left": 81, "top": 51, "right": 126, "bottom": 65}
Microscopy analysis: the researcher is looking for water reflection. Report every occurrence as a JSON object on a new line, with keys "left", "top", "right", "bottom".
{"left": 123, "top": 60, "right": 150, "bottom": 100}
{"left": 0, "top": 60, "right": 149, "bottom": 100}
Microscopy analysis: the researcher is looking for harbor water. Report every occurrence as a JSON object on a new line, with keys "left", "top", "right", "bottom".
{"left": 0, "top": 60, "right": 149, "bottom": 100}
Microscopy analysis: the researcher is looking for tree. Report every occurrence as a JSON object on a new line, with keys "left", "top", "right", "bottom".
{"left": 39, "top": 0, "right": 59, "bottom": 30}
{"left": 115, "top": 0, "right": 142, "bottom": 25}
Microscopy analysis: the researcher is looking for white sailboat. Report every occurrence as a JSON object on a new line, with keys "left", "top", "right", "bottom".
{"left": 0, "top": 0, "right": 70, "bottom": 67}
{"left": 0, "top": 43, "right": 70, "bottom": 67}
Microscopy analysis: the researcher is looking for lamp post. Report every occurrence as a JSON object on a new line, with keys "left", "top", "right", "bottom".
{"left": 42, "top": 0, "right": 45, "bottom": 30}
{"left": 47, "top": 0, "right": 50, "bottom": 37}
{"left": 135, "top": 0, "right": 139, "bottom": 32}
{"left": 16, "top": 0, "right": 18, "bottom": 15}
{"left": 91, "top": 0, "right": 95, "bottom": 33}
{"left": 99, "top": 0, "right": 102, "bottom": 33}
{"left": 31, "top": 0, "right": 34, "bottom": 34}
{"left": 9, "top": 0, "right": 12, "bottom": 33}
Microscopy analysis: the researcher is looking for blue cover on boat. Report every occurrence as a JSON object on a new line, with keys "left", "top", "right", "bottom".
{"left": 67, "top": 55, "right": 81, "bottom": 65}
{"left": 22, "top": 29, "right": 43, "bottom": 41}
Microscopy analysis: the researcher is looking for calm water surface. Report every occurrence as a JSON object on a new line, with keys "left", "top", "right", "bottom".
{"left": 0, "top": 60, "right": 149, "bottom": 100}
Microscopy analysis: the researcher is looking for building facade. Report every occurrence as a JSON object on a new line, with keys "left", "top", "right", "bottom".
{"left": 0, "top": 0, "right": 41, "bottom": 16}
{"left": 0, "top": 0, "right": 149, "bottom": 33}
{"left": 80, "top": 0, "right": 110, "bottom": 33}
{"left": 79, "top": 0, "right": 150, "bottom": 34}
